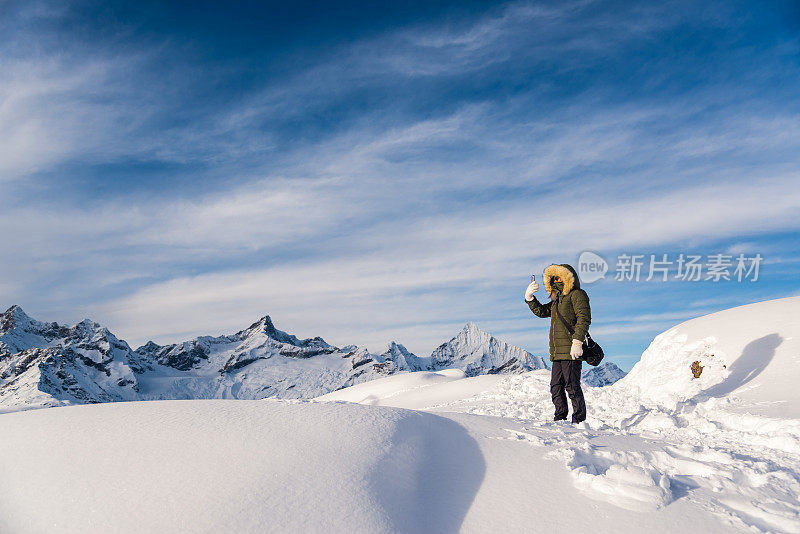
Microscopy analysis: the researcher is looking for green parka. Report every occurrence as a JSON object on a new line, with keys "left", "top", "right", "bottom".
{"left": 526, "top": 263, "right": 591, "bottom": 361}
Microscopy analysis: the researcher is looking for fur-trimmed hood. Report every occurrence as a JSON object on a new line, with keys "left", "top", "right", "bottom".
{"left": 543, "top": 263, "right": 581, "bottom": 296}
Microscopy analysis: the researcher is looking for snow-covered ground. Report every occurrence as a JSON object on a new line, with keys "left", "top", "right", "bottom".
{"left": 1, "top": 297, "right": 799, "bottom": 533}
{"left": 322, "top": 296, "right": 800, "bottom": 532}
{"left": 0, "top": 400, "right": 488, "bottom": 533}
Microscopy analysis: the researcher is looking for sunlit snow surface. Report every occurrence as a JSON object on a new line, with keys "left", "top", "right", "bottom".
{"left": 2, "top": 297, "right": 799, "bottom": 533}
{"left": 0, "top": 400, "right": 484, "bottom": 533}
{"left": 321, "top": 297, "right": 800, "bottom": 532}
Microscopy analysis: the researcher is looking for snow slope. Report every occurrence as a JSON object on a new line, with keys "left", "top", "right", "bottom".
{"left": 317, "top": 369, "right": 506, "bottom": 410}
{"left": 0, "top": 400, "right": 485, "bottom": 533}
{"left": 319, "top": 297, "right": 800, "bottom": 532}
{"left": 619, "top": 296, "right": 800, "bottom": 417}
{"left": 316, "top": 362, "right": 626, "bottom": 409}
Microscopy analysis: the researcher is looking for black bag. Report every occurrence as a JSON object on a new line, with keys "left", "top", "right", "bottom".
{"left": 552, "top": 298, "right": 604, "bottom": 366}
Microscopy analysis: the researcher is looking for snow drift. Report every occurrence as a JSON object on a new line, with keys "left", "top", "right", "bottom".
{"left": 316, "top": 361, "right": 626, "bottom": 410}
{"left": 619, "top": 296, "right": 800, "bottom": 417}
{"left": 0, "top": 400, "right": 485, "bottom": 534}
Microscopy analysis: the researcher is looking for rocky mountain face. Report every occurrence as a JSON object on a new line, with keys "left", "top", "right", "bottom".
{"left": 0, "top": 306, "right": 549, "bottom": 413}
{"left": 427, "top": 322, "right": 548, "bottom": 376}
{"left": 0, "top": 306, "right": 140, "bottom": 411}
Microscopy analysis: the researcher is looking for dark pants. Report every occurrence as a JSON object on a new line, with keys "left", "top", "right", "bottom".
{"left": 550, "top": 360, "right": 586, "bottom": 423}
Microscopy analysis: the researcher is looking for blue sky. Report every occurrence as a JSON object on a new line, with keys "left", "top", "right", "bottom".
{"left": 2, "top": 0, "right": 800, "bottom": 370}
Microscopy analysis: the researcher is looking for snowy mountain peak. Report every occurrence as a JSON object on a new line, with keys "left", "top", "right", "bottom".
{"left": 242, "top": 315, "right": 278, "bottom": 335}
{"left": 254, "top": 314, "right": 276, "bottom": 330}
{"left": 581, "top": 362, "right": 626, "bottom": 387}
{"left": 136, "top": 340, "right": 161, "bottom": 352}
{"left": 239, "top": 314, "right": 328, "bottom": 348}
{"left": 378, "top": 341, "right": 422, "bottom": 371}
{"left": 430, "top": 323, "right": 548, "bottom": 376}
{"left": 0, "top": 307, "right": 140, "bottom": 409}
{"left": 456, "top": 322, "right": 494, "bottom": 343}
{"left": 3, "top": 304, "right": 26, "bottom": 316}
{"left": 1, "top": 304, "right": 33, "bottom": 332}
{"left": 464, "top": 321, "right": 480, "bottom": 330}
{"left": 1, "top": 306, "right": 56, "bottom": 355}
{"left": 386, "top": 341, "right": 411, "bottom": 354}
{"left": 72, "top": 318, "right": 113, "bottom": 338}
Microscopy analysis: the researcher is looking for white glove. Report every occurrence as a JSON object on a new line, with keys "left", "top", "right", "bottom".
{"left": 570, "top": 339, "right": 584, "bottom": 359}
{"left": 524, "top": 281, "right": 539, "bottom": 301}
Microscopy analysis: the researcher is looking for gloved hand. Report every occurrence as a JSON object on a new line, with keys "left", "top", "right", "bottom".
{"left": 570, "top": 339, "right": 584, "bottom": 359}
{"left": 524, "top": 281, "right": 539, "bottom": 301}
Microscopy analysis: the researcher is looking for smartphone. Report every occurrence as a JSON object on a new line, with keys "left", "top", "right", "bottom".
{"left": 531, "top": 274, "right": 536, "bottom": 283}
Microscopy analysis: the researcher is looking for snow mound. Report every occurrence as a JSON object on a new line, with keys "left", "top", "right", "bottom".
{"left": 316, "top": 361, "right": 624, "bottom": 411}
{"left": 316, "top": 369, "right": 509, "bottom": 410}
{"left": 619, "top": 296, "right": 800, "bottom": 416}
{"left": 0, "top": 400, "right": 484, "bottom": 534}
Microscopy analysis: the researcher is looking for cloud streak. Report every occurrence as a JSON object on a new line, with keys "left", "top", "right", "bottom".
{"left": 3, "top": 1, "right": 800, "bottom": 368}
{"left": 87, "top": 168, "right": 800, "bottom": 351}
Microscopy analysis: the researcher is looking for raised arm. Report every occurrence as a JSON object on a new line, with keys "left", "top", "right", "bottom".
{"left": 526, "top": 296, "right": 552, "bottom": 318}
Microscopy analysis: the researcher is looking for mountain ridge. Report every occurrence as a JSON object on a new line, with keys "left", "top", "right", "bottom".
{"left": 0, "top": 305, "right": 555, "bottom": 413}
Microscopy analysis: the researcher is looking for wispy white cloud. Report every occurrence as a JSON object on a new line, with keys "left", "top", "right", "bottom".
{"left": 213, "top": 0, "right": 699, "bottom": 130}
{"left": 0, "top": 176, "right": 353, "bottom": 278}
{"left": 79, "top": 167, "right": 800, "bottom": 351}
{"left": 3, "top": 0, "right": 800, "bottom": 363}
{"left": 4, "top": 88, "right": 800, "bottom": 353}
{"left": 0, "top": 14, "right": 273, "bottom": 182}
{"left": 0, "top": 57, "right": 119, "bottom": 178}
{"left": 375, "top": 0, "right": 694, "bottom": 78}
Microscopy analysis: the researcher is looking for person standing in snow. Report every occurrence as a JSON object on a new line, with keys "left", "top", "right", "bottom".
{"left": 524, "top": 264, "right": 591, "bottom": 423}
